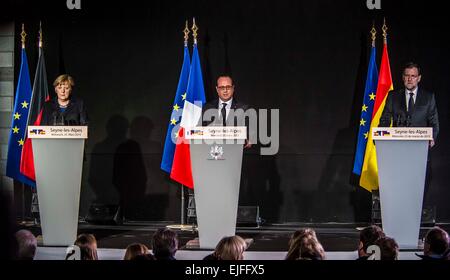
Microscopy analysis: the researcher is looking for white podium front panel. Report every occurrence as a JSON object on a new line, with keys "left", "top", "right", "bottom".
{"left": 29, "top": 126, "right": 87, "bottom": 246}
{"left": 374, "top": 127, "right": 431, "bottom": 249}
{"left": 189, "top": 127, "right": 245, "bottom": 249}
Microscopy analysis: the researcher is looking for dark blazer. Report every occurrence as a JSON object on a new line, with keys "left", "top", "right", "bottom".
{"left": 201, "top": 98, "right": 249, "bottom": 127}
{"left": 379, "top": 88, "right": 439, "bottom": 140}
{"left": 41, "top": 96, "right": 88, "bottom": 126}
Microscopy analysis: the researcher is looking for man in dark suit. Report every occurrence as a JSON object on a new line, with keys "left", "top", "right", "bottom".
{"left": 202, "top": 74, "right": 252, "bottom": 148}
{"left": 379, "top": 62, "right": 439, "bottom": 212}
{"left": 379, "top": 62, "right": 439, "bottom": 144}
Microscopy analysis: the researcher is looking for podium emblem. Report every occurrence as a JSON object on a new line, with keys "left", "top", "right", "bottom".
{"left": 209, "top": 145, "right": 224, "bottom": 160}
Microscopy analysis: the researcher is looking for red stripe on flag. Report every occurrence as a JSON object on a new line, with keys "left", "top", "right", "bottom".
{"left": 170, "top": 127, "right": 194, "bottom": 188}
{"left": 19, "top": 109, "right": 45, "bottom": 181}
{"left": 371, "top": 43, "right": 392, "bottom": 118}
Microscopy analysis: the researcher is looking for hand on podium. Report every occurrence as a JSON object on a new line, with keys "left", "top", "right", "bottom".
{"left": 430, "top": 139, "right": 435, "bottom": 148}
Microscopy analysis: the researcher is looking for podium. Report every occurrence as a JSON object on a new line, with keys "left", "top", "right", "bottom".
{"left": 28, "top": 126, "right": 88, "bottom": 246}
{"left": 186, "top": 126, "right": 246, "bottom": 249}
{"left": 373, "top": 127, "right": 432, "bottom": 249}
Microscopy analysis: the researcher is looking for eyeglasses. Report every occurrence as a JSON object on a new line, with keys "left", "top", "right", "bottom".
{"left": 403, "top": 74, "right": 419, "bottom": 79}
{"left": 217, "top": 85, "right": 234, "bottom": 91}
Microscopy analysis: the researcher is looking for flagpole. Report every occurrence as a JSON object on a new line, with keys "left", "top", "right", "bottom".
{"left": 179, "top": 21, "right": 190, "bottom": 226}
{"left": 371, "top": 22, "right": 376, "bottom": 47}
{"left": 167, "top": 22, "right": 192, "bottom": 231}
{"left": 382, "top": 18, "right": 388, "bottom": 43}
{"left": 20, "top": 24, "right": 27, "bottom": 225}
{"left": 39, "top": 21, "right": 43, "bottom": 48}
{"left": 181, "top": 184, "right": 185, "bottom": 224}
{"left": 21, "top": 183, "right": 25, "bottom": 223}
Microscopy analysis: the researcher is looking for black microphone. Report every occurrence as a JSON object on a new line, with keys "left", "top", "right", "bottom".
{"left": 52, "top": 111, "right": 58, "bottom": 126}
{"left": 406, "top": 114, "right": 411, "bottom": 127}
{"left": 397, "top": 112, "right": 407, "bottom": 127}
{"left": 396, "top": 114, "right": 401, "bottom": 127}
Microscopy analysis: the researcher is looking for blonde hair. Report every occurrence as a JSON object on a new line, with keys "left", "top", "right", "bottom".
{"left": 124, "top": 243, "right": 149, "bottom": 260}
{"left": 214, "top": 235, "right": 247, "bottom": 260}
{"left": 53, "top": 74, "right": 75, "bottom": 87}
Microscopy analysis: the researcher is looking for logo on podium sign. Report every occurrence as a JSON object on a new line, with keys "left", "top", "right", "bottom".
{"left": 209, "top": 145, "right": 224, "bottom": 160}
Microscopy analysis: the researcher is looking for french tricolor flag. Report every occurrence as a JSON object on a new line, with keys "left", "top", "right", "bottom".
{"left": 170, "top": 43, "right": 206, "bottom": 188}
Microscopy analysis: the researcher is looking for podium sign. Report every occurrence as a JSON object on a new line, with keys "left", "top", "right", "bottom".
{"left": 373, "top": 127, "right": 432, "bottom": 249}
{"left": 187, "top": 126, "right": 246, "bottom": 248}
{"left": 186, "top": 126, "right": 247, "bottom": 140}
{"left": 28, "top": 126, "right": 88, "bottom": 246}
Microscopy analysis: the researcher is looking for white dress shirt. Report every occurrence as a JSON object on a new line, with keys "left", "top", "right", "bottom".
{"left": 218, "top": 98, "right": 233, "bottom": 120}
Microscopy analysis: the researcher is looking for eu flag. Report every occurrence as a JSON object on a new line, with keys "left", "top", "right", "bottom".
{"left": 352, "top": 45, "right": 378, "bottom": 175}
{"left": 161, "top": 45, "right": 191, "bottom": 173}
{"left": 5, "top": 48, "right": 36, "bottom": 187}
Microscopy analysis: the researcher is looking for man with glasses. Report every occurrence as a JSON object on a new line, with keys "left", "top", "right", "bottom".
{"left": 380, "top": 62, "right": 439, "bottom": 144}
{"left": 202, "top": 74, "right": 252, "bottom": 148}
{"left": 379, "top": 62, "right": 439, "bottom": 222}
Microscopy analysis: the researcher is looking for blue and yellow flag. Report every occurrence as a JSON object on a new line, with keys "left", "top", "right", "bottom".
{"left": 5, "top": 48, "right": 36, "bottom": 187}
{"left": 352, "top": 44, "right": 378, "bottom": 175}
{"left": 360, "top": 37, "right": 393, "bottom": 191}
{"left": 161, "top": 44, "right": 191, "bottom": 173}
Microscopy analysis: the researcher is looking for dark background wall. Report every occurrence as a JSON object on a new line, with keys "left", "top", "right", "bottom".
{"left": 3, "top": 0, "right": 449, "bottom": 223}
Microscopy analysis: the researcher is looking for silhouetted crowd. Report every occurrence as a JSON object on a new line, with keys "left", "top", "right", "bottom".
{"left": 7, "top": 225, "right": 449, "bottom": 260}
{"left": 3, "top": 191, "right": 449, "bottom": 260}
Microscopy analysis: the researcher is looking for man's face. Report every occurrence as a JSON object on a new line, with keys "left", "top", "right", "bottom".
{"left": 216, "top": 77, "right": 234, "bottom": 102}
{"left": 402, "top": 67, "right": 421, "bottom": 91}
{"left": 55, "top": 81, "right": 72, "bottom": 102}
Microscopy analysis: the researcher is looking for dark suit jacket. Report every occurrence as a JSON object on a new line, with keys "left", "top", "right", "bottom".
{"left": 41, "top": 96, "right": 89, "bottom": 126}
{"left": 379, "top": 88, "right": 439, "bottom": 140}
{"left": 201, "top": 98, "right": 249, "bottom": 126}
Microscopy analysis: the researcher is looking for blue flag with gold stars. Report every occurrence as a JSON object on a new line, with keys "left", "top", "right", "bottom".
{"left": 352, "top": 45, "right": 378, "bottom": 176}
{"left": 161, "top": 45, "right": 191, "bottom": 173}
{"left": 6, "top": 48, "right": 36, "bottom": 187}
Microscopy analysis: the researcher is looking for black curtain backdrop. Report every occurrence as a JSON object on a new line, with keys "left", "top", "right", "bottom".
{"left": 5, "top": 0, "right": 450, "bottom": 223}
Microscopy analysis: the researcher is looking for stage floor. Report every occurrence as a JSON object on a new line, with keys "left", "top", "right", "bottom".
{"left": 19, "top": 221, "right": 450, "bottom": 260}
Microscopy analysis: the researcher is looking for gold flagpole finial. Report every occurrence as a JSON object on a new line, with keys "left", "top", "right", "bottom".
{"left": 39, "top": 21, "right": 43, "bottom": 48}
{"left": 21, "top": 23, "right": 27, "bottom": 49}
{"left": 382, "top": 18, "right": 388, "bottom": 43}
{"left": 191, "top": 17, "right": 198, "bottom": 45}
{"left": 370, "top": 22, "right": 376, "bottom": 47}
{"left": 183, "top": 20, "right": 190, "bottom": 46}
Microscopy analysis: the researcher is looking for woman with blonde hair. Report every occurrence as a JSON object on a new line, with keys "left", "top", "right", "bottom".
{"left": 204, "top": 235, "right": 247, "bottom": 260}
{"left": 41, "top": 74, "right": 88, "bottom": 126}
{"left": 123, "top": 243, "right": 150, "bottom": 260}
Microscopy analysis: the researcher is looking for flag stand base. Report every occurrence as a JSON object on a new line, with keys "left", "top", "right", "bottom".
{"left": 166, "top": 224, "right": 197, "bottom": 232}
{"left": 168, "top": 185, "right": 197, "bottom": 232}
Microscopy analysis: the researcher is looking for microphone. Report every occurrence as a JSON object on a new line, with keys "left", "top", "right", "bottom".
{"left": 396, "top": 112, "right": 407, "bottom": 127}
{"left": 396, "top": 114, "right": 401, "bottom": 127}
{"left": 406, "top": 114, "right": 411, "bottom": 127}
{"left": 52, "top": 111, "right": 58, "bottom": 125}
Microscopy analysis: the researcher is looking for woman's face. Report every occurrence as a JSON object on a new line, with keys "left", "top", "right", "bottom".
{"left": 55, "top": 81, "right": 72, "bottom": 102}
